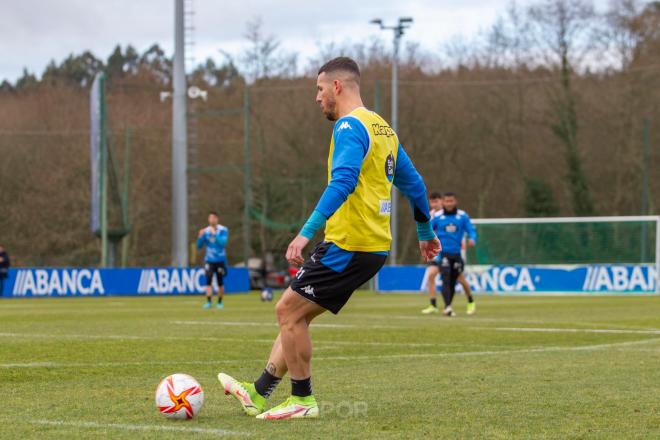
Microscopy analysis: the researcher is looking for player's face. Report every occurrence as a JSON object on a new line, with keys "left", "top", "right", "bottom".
{"left": 430, "top": 198, "right": 442, "bottom": 211}
{"left": 443, "top": 196, "right": 457, "bottom": 211}
{"left": 316, "top": 72, "right": 338, "bottom": 121}
{"left": 208, "top": 214, "right": 218, "bottom": 226}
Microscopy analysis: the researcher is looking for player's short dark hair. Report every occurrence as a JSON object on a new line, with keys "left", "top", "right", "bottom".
{"left": 208, "top": 211, "right": 219, "bottom": 217}
{"left": 429, "top": 191, "right": 443, "bottom": 199}
{"left": 318, "top": 57, "right": 360, "bottom": 84}
{"left": 443, "top": 192, "right": 456, "bottom": 198}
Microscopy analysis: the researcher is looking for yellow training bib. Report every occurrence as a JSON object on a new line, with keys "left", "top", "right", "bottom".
{"left": 324, "top": 107, "right": 398, "bottom": 252}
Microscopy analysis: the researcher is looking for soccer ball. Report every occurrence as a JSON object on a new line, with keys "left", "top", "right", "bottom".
{"left": 155, "top": 373, "right": 204, "bottom": 419}
{"left": 260, "top": 287, "right": 274, "bottom": 302}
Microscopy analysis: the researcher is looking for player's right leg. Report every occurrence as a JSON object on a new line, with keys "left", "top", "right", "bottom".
{"left": 440, "top": 257, "right": 456, "bottom": 316}
{"left": 218, "top": 306, "right": 324, "bottom": 417}
{"left": 256, "top": 289, "right": 325, "bottom": 420}
{"left": 219, "top": 333, "right": 287, "bottom": 416}
{"left": 422, "top": 264, "right": 440, "bottom": 314}
{"left": 202, "top": 263, "right": 213, "bottom": 309}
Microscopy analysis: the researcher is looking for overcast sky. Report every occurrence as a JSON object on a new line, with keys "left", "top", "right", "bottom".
{"left": 1, "top": 0, "right": 614, "bottom": 83}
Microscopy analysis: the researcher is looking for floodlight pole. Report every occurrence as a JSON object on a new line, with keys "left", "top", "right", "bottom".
{"left": 172, "top": 0, "right": 188, "bottom": 267}
{"left": 371, "top": 17, "right": 413, "bottom": 266}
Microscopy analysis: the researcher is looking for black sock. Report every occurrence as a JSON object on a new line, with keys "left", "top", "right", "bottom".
{"left": 430, "top": 298, "right": 437, "bottom": 307}
{"left": 291, "top": 377, "right": 312, "bottom": 397}
{"left": 441, "top": 289, "right": 451, "bottom": 307}
{"left": 206, "top": 297, "right": 212, "bottom": 303}
{"left": 217, "top": 297, "right": 223, "bottom": 304}
{"left": 467, "top": 295, "right": 474, "bottom": 303}
{"left": 254, "top": 369, "right": 281, "bottom": 399}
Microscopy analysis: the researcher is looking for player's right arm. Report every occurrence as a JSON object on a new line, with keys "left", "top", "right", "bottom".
{"left": 196, "top": 229, "right": 207, "bottom": 249}
{"left": 287, "top": 117, "right": 368, "bottom": 264}
{"left": 393, "top": 143, "right": 440, "bottom": 261}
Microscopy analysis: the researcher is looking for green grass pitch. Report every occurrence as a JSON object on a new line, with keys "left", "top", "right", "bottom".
{"left": 1, "top": 292, "right": 659, "bottom": 439}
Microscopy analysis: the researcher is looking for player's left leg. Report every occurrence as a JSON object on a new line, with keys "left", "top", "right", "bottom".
{"left": 422, "top": 264, "right": 440, "bottom": 314}
{"left": 448, "top": 259, "right": 460, "bottom": 304}
{"left": 218, "top": 306, "right": 324, "bottom": 417}
{"left": 457, "top": 273, "right": 476, "bottom": 315}
{"left": 255, "top": 287, "right": 326, "bottom": 420}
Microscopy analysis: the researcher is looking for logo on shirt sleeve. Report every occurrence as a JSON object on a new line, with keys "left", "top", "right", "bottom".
{"left": 337, "top": 121, "right": 352, "bottom": 131}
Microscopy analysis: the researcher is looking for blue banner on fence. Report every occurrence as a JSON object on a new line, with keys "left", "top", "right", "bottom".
{"left": 0, "top": 267, "right": 250, "bottom": 298}
{"left": 376, "top": 264, "right": 657, "bottom": 294}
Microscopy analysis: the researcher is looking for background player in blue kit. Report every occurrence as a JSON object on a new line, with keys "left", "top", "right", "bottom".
{"left": 422, "top": 193, "right": 477, "bottom": 316}
{"left": 196, "top": 211, "right": 229, "bottom": 309}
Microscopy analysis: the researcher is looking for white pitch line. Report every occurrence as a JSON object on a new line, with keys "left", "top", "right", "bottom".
{"left": 26, "top": 419, "right": 244, "bottom": 437}
{"left": 0, "top": 332, "right": 436, "bottom": 348}
{"left": 313, "top": 337, "right": 660, "bottom": 361}
{"left": 4, "top": 337, "right": 659, "bottom": 369}
{"left": 483, "top": 327, "right": 660, "bottom": 335}
{"left": 171, "top": 320, "right": 404, "bottom": 329}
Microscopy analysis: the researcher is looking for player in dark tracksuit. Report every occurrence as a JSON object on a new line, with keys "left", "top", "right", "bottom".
{"left": 426, "top": 193, "right": 477, "bottom": 316}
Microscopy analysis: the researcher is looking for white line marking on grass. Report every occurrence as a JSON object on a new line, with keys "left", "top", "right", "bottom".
{"left": 0, "top": 332, "right": 436, "bottom": 348}
{"left": 313, "top": 337, "right": 660, "bottom": 361}
{"left": 171, "top": 320, "right": 404, "bottom": 329}
{"left": 27, "top": 419, "right": 245, "bottom": 437}
{"left": 5, "top": 338, "right": 660, "bottom": 369}
{"left": 483, "top": 327, "right": 660, "bottom": 335}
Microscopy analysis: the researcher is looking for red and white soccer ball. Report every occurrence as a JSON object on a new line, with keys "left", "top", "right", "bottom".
{"left": 155, "top": 373, "right": 205, "bottom": 419}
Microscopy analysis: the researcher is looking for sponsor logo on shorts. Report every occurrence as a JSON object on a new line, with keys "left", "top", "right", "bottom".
{"left": 302, "top": 285, "right": 315, "bottom": 297}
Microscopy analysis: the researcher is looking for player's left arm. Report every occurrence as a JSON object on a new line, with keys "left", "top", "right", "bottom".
{"left": 393, "top": 143, "right": 441, "bottom": 261}
{"left": 464, "top": 213, "right": 477, "bottom": 247}
{"left": 217, "top": 227, "right": 229, "bottom": 248}
{"left": 286, "top": 118, "right": 367, "bottom": 264}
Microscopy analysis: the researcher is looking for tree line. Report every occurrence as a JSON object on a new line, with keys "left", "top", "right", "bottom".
{"left": 0, "top": 0, "right": 658, "bottom": 267}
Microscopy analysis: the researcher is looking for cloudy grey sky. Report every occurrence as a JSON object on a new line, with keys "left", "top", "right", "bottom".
{"left": 1, "top": 0, "right": 613, "bottom": 82}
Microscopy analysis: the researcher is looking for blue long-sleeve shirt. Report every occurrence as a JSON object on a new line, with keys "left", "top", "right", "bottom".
{"left": 301, "top": 115, "right": 433, "bottom": 242}
{"left": 196, "top": 225, "right": 229, "bottom": 263}
{"left": 431, "top": 210, "right": 477, "bottom": 255}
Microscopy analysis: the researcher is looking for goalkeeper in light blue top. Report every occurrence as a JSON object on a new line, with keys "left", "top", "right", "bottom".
{"left": 217, "top": 56, "right": 440, "bottom": 420}
{"left": 196, "top": 211, "right": 228, "bottom": 309}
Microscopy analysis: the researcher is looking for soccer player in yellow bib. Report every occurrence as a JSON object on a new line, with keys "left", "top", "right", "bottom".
{"left": 218, "top": 57, "right": 440, "bottom": 420}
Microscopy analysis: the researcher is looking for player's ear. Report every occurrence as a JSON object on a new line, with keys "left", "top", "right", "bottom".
{"left": 333, "top": 79, "right": 342, "bottom": 94}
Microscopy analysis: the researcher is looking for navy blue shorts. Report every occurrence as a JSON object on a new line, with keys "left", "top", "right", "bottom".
{"left": 204, "top": 262, "right": 227, "bottom": 287}
{"left": 290, "top": 242, "right": 387, "bottom": 314}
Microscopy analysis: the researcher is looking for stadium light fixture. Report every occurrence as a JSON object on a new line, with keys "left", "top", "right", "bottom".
{"left": 370, "top": 17, "right": 414, "bottom": 265}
